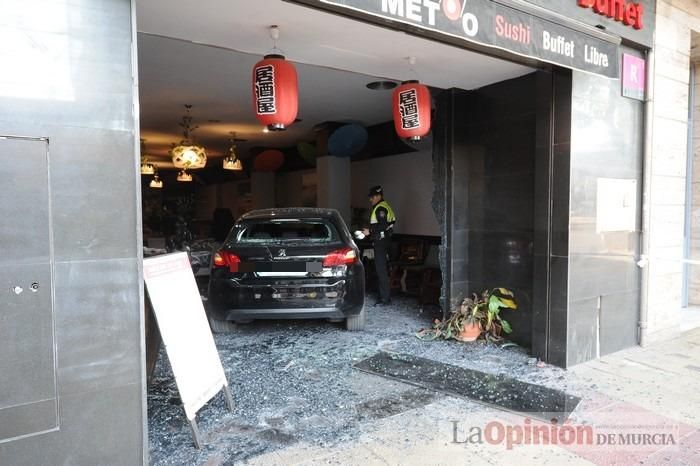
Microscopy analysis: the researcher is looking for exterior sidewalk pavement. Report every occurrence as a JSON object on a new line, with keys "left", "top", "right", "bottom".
{"left": 244, "top": 328, "right": 700, "bottom": 466}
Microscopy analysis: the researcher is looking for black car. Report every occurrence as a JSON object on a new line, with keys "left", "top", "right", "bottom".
{"left": 207, "top": 208, "right": 366, "bottom": 331}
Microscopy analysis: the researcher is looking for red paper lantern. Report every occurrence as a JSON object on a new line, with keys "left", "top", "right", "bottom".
{"left": 393, "top": 80, "right": 431, "bottom": 142}
{"left": 254, "top": 149, "right": 285, "bottom": 172}
{"left": 252, "top": 54, "right": 298, "bottom": 131}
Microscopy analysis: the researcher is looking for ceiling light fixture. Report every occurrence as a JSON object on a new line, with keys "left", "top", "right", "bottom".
{"left": 223, "top": 158, "right": 243, "bottom": 171}
{"left": 149, "top": 172, "right": 163, "bottom": 189}
{"left": 366, "top": 80, "right": 398, "bottom": 90}
{"left": 140, "top": 139, "right": 155, "bottom": 175}
{"left": 171, "top": 104, "right": 207, "bottom": 169}
{"left": 177, "top": 169, "right": 193, "bottom": 182}
{"left": 141, "top": 161, "right": 155, "bottom": 176}
{"left": 223, "top": 132, "right": 244, "bottom": 171}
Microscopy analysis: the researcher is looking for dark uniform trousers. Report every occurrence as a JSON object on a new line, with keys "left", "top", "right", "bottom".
{"left": 373, "top": 237, "right": 391, "bottom": 302}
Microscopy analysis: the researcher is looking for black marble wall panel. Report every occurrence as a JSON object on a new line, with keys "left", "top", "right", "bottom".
{"left": 530, "top": 60, "right": 643, "bottom": 368}
{"left": 567, "top": 59, "right": 644, "bottom": 364}
{"left": 436, "top": 75, "right": 538, "bottom": 348}
{"left": 450, "top": 89, "right": 472, "bottom": 306}
{"left": 532, "top": 71, "right": 555, "bottom": 360}
{"left": 532, "top": 69, "right": 573, "bottom": 367}
{"left": 431, "top": 61, "right": 641, "bottom": 367}
{"left": 432, "top": 89, "right": 453, "bottom": 311}
{"left": 567, "top": 296, "right": 599, "bottom": 365}
{"left": 0, "top": 0, "right": 144, "bottom": 463}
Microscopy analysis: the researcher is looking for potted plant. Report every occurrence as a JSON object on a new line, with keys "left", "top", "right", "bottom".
{"left": 456, "top": 312, "right": 481, "bottom": 342}
{"left": 417, "top": 288, "right": 517, "bottom": 342}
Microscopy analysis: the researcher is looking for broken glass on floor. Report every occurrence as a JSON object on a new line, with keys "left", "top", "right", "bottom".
{"left": 354, "top": 352, "right": 580, "bottom": 423}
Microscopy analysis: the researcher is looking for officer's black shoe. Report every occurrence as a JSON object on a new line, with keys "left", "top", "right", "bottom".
{"left": 374, "top": 299, "right": 392, "bottom": 306}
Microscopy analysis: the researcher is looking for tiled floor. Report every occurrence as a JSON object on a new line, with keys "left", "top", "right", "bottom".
{"left": 681, "top": 306, "right": 700, "bottom": 332}
{"left": 148, "top": 298, "right": 700, "bottom": 465}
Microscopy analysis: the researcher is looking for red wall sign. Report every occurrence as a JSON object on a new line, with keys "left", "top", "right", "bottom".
{"left": 577, "top": 0, "right": 644, "bottom": 30}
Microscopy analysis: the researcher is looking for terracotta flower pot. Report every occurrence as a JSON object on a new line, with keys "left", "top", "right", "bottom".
{"left": 457, "top": 322, "right": 481, "bottom": 342}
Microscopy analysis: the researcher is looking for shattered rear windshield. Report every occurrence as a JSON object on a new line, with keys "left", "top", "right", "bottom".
{"left": 233, "top": 220, "right": 339, "bottom": 244}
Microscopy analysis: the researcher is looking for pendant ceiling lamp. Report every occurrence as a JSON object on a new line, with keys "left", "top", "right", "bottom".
{"left": 177, "top": 170, "right": 192, "bottom": 182}
{"left": 252, "top": 26, "right": 298, "bottom": 131}
{"left": 223, "top": 132, "right": 244, "bottom": 171}
{"left": 171, "top": 104, "right": 207, "bottom": 169}
{"left": 140, "top": 160, "right": 155, "bottom": 175}
{"left": 393, "top": 57, "right": 432, "bottom": 143}
{"left": 149, "top": 171, "right": 163, "bottom": 189}
{"left": 140, "top": 139, "right": 155, "bottom": 175}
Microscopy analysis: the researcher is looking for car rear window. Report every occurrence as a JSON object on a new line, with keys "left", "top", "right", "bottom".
{"left": 233, "top": 219, "right": 340, "bottom": 244}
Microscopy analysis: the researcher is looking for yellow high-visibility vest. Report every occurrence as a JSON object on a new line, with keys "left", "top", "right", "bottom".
{"left": 370, "top": 200, "right": 396, "bottom": 224}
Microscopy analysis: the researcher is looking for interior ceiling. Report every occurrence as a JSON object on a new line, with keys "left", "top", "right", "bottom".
{"left": 136, "top": 0, "right": 534, "bottom": 166}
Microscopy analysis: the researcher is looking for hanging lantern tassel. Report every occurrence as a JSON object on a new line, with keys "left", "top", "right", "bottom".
{"left": 252, "top": 54, "right": 299, "bottom": 131}
{"left": 393, "top": 80, "right": 431, "bottom": 142}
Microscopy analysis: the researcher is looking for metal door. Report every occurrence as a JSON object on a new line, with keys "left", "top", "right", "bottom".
{"left": 0, "top": 136, "right": 58, "bottom": 443}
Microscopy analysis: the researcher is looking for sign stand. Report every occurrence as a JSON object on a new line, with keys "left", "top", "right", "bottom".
{"left": 187, "top": 385, "right": 234, "bottom": 449}
{"left": 144, "top": 252, "right": 235, "bottom": 449}
{"left": 188, "top": 419, "right": 203, "bottom": 450}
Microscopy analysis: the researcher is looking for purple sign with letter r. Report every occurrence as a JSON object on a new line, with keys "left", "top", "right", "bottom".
{"left": 622, "top": 54, "right": 646, "bottom": 101}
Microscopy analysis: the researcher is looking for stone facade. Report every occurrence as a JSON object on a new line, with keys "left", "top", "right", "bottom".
{"left": 690, "top": 56, "right": 700, "bottom": 305}
{"left": 642, "top": 0, "right": 699, "bottom": 344}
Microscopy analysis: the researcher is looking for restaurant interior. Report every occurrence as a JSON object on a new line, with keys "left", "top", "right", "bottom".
{"left": 136, "top": 0, "right": 535, "bottom": 304}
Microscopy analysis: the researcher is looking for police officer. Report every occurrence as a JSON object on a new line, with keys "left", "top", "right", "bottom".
{"left": 362, "top": 186, "right": 396, "bottom": 306}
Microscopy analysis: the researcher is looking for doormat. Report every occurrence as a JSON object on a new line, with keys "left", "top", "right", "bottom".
{"left": 353, "top": 352, "right": 580, "bottom": 423}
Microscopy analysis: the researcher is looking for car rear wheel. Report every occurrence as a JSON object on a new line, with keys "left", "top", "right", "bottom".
{"left": 208, "top": 316, "right": 238, "bottom": 334}
{"left": 345, "top": 306, "right": 366, "bottom": 331}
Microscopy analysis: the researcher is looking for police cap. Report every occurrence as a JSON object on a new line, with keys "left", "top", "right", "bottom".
{"left": 368, "top": 185, "right": 383, "bottom": 197}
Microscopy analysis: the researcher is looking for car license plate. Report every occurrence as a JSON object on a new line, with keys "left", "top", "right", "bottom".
{"left": 235, "top": 262, "right": 323, "bottom": 273}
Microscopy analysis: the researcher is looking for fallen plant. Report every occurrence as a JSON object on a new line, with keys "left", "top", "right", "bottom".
{"left": 416, "top": 288, "right": 518, "bottom": 342}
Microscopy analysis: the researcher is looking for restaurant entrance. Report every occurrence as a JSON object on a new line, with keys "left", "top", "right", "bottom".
{"left": 135, "top": 0, "right": 541, "bottom": 347}
{"left": 0, "top": 0, "right": 654, "bottom": 463}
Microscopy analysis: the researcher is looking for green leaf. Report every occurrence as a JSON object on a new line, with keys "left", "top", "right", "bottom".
{"left": 488, "top": 295, "right": 501, "bottom": 313}
{"left": 497, "top": 288, "right": 514, "bottom": 297}
{"left": 500, "top": 297, "right": 517, "bottom": 309}
{"left": 501, "top": 319, "right": 512, "bottom": 334}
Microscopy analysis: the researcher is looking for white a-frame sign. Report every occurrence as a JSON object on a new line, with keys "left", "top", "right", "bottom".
{"left": 144, "top": 252, "right": 234, "bottom": 448}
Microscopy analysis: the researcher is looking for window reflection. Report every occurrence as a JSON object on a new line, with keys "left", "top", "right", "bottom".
{"left": 0, "top": 1, "right": 74, "bottom": 101}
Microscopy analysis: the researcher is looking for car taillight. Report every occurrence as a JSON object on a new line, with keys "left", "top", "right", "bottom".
{"left": 213, "top": 250, "right": 241, "bottom": 271}
{"left": 213, "top": 252, "right": 226, "bottom": 267}
{"left": 323, "top": 247, "right": 357, "bottom": 267}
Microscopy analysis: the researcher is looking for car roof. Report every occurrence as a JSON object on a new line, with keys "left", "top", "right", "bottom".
{"left": 238, "top": 208, "right": 341, "bottom": 221}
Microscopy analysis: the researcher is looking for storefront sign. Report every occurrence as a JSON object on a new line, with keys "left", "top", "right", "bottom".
{"left": 523, "top": 0, "right": 654, "bottom": 47}
{"left": 577, "top": 0, "right": 645, "bottom": 30}
{"left": 315, "top": 0, "right": 620, "bottom": 78}
{"left": 622, "top": 53, "right": 645, "bottom": 100}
